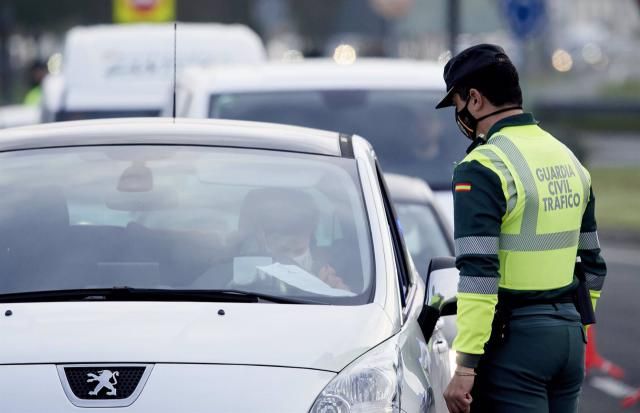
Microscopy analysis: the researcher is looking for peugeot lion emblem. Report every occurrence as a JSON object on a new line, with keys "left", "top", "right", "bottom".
{"left": 87, "top": 370, "right": 120, "bottom": 396}
{"left": 58, "top": 364, "right": 152, "bottom": 407}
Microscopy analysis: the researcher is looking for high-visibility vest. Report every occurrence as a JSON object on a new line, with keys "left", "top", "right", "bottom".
{"left": 462, "top": 124, "right": 590, "bottom": 291}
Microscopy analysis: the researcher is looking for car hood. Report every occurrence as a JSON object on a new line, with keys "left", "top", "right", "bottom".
{"left": 0, "top": 301, "right": 395, "bottom": 372}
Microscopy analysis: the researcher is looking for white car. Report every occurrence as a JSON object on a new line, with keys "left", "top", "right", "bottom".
{"left": 172, "top": 59, "right": 469, "bottom": 225}
{"left": 42, "top": 23, "right": 266, "bottom": 123}
{"left": 0, "top": 118, "right": 458, "bottom": 412}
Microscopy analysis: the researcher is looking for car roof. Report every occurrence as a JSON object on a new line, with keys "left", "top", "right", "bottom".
{"left": 384, "top": 173, "right": 436, "bottom": 204}
{"left": 180, "top": 58, "right": 445, "bottom": 93}
{"left": 0, "top": 118, "right": 345, "bottom": 156}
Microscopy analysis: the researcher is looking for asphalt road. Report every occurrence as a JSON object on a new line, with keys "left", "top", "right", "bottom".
{"left": 580, "top": 241, "right": 640, "bottom": 412}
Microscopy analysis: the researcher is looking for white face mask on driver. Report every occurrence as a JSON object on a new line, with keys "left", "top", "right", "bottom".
{"left": 291, "top": 248, "right": 314, "bottom": 272}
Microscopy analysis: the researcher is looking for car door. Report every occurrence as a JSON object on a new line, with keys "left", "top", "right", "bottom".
{"left": 375, "top": 163, "right": 451, "bottom": 413}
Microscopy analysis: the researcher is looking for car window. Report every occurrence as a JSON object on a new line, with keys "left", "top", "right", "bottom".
{"left": 375, "top": 163, "right": 411, "bottom": 305}
{"left": 209, "top": 90, "right": 468, "bottom": 190}
{"left": 394, "top": 202, "right": 452, "bottom": 277}
{"left": 0, "top": 146, "right": 373, "bottom": 305}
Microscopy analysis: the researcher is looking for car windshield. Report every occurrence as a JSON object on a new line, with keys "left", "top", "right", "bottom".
{"left": 0, "top": 145, "right": 373, "bottom": 304}
{"left": 394, "top": 202, "right": 452, "bottom": 277}
{"left": 209, "top": 90, "right": 468, "bottom": 189}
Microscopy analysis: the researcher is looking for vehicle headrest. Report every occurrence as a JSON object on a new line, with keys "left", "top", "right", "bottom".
{"left": 238, "top": 187, "right": 318, "bottom": 234}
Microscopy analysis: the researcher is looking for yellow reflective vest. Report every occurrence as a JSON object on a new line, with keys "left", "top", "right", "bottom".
{"left": 451, "top": 113, "right": 606, "bottom": 367}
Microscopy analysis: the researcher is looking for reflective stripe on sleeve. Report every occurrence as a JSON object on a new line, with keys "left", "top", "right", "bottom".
{"left": 586, "top": 272, "right": 605, "bottom": 291}
{"left": 458, "top": 275, "right": 500, "bottom": 294}
{"left": 578, "top": 231, "right": 600, "bottom": 250}
{"left": 455, "top": 236, "right": 500, "bottom": 256}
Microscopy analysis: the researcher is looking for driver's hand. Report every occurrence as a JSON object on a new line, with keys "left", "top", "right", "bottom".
{"left": 318, "top": 265, "right": 350, "bottom": 291}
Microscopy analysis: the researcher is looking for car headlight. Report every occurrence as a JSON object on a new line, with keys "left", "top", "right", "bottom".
{"left": 309, "top": 338, "right": 401, "bottom": 413}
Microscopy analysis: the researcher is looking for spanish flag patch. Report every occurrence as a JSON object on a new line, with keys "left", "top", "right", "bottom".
{"left": 455, "top": 183, "right": 472, "bottom": 192}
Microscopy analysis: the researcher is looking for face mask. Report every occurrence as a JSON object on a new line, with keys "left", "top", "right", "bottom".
{"left": 455, "top": 98, "right": 477, "bottom": 140}
{"left": 291, "top": 248, "right": 313, "bottom": 272}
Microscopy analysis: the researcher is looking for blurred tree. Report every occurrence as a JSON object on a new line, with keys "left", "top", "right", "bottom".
{"left": 0, "top": 3, "right": 13, "bottom": 103}
{"left": 11, "top": 0, "right": 111, "bottom": 31}
{"left": 7, "top": 0, "right": 255, "bottom": 33}
{"left": 178, "top": 0, "right": 251, "bottom": 23}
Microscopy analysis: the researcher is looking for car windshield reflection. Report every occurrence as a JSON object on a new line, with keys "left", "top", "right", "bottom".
{"left": 0, "top": 145, "right": 373, "bottom": 305}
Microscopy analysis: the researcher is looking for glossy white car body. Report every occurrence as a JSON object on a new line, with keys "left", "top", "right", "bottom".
{"left": 0, "top": 118, "right": 453, "bottom": 412}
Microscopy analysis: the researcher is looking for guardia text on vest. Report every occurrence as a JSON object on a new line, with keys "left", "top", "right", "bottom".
{"left": 535, "top": 164, "right": 581, "bottom": 212}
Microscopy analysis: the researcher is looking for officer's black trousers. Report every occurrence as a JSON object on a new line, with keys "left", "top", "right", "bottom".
{"left": 470, "top": 307, "right": 585, "bottom": 413}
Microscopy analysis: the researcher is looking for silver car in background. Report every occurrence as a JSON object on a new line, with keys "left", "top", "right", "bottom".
{"left": 385, "top": 173, "right": 454, "bottom": 277}
{"left": 0, "top": 118, "right": 458, "bottom": 412}
{"left": 385, "top": 173, "right": 457, "bottom": 346}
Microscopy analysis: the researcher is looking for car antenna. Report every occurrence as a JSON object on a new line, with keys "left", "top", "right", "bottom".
{"left": 172, "top": 21, "right": 177, "bottom": 122}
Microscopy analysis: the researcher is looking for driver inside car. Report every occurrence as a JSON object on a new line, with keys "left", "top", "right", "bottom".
{"left": 259, "top": 212, "right": 350, "bottom": 292}
{"left": 254, "top": 188, "right": 351, "bottom": 292}
{"left": 194, "top": 187, "right": 351, "bottom": 293}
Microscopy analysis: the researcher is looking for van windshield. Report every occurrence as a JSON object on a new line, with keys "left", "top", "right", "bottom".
{"left": 54, "top": 109, "right": 161, "bottom": 122}
{"left": 0, "top": 145, "right": 373, "bottom": 305}
{"left": 209, "top": 90, "right": 468, "bottom": 189}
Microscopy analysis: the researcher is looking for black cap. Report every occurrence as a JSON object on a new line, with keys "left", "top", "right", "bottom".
{"left": 435, "top": 44, "right": 513, "bottom": 109}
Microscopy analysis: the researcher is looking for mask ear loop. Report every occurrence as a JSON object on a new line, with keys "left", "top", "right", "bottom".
{"left": 475, "top": 106, "right": 523, "bottom": 123}
{"left": 465, "top": 106, "right": 523, "bottom": 154}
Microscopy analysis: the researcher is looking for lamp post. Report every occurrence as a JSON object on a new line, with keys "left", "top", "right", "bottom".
{"left": 0, "top": 1, "right": 14, "bottom": 104}
{"left": 447, "top": 0, "right": 460, "bottom": 55}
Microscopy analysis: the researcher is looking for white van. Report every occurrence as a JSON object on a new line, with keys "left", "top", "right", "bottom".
{"left": 0, "top": 105, "right": 41, "bottom": 129}
{"left": 42, "top": 23, "right": 266, "bottom": 122}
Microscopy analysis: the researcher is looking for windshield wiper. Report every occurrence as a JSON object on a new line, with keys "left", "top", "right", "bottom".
{"left": 0, "top": 287, "right": 321, "bottom": 304}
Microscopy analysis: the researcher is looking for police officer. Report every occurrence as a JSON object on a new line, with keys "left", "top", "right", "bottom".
{"left": 23, "top": 61, "right": 47, "bottom": 106}
{"left": 436, "top": 44, "right": 607, "bottom": 413}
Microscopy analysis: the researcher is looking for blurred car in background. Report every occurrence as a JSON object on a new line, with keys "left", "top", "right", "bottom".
{"left": 385, "top": 172, "right": 457, "bottom": 346}
{"left": 0, "top": 118, "right": 458, "bottom": 412}
{"left": 171, "top": 59, "right": 468, "bottom": 224}
{"left": 0, "top": 105, "right": 40, "bottom": 129}
{"left": 385, "top": 172, "right": 453, "bottom": 277}
{"left": 41, "top": 23, "right": 266, "bottom": 123}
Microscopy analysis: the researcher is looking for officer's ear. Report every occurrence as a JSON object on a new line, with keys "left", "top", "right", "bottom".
{"left": 468, "top": 88, "right": 484, "bottom": 113}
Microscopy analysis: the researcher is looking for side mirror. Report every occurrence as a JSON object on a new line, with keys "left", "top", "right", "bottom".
{"left": 418, "top": 256, "right": 459, "bottom": 340}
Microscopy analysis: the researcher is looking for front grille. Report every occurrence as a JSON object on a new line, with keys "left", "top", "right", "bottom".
{"left": 64, "top": 366, "right": 146, "bottom": 400}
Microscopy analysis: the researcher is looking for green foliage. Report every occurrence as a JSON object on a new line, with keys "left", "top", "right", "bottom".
{"left": 9, "top": 0, "right": 111, "bottom": 31}
{"left": 600, "top": 79, "right": 640, "bottom": 100}
{"left": 591, "top": 167, "right": 640, "bottom": 232}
